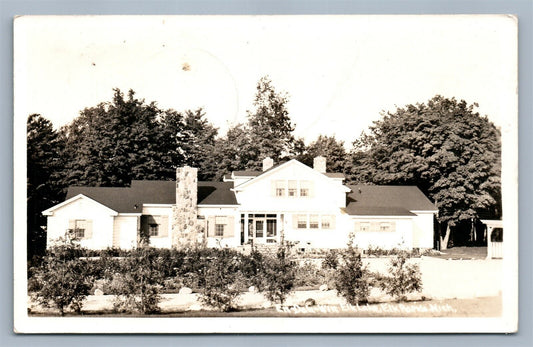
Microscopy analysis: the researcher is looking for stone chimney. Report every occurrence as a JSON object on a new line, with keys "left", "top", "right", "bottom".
{"left": 313, "top": 156, "right": 327, "bottom": 173}
{"left": 263, "top": 157, "right": 274, "bottom": 171}
{"left": 172, "top": 166, "right": 200, "bottom": 248}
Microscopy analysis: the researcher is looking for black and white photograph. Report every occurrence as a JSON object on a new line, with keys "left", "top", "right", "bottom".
{"left": 13, "top": 15, "right": 518, "bottom": 333}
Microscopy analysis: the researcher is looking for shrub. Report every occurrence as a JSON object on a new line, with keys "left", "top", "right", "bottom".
{"left": 294, "top": 261, "right": 327, "bottom": 288}
{"left": 198, "top": 249, "right": 245, "bottom": 312}
{"left": 334, "top": 235, "right": 370, "bottom": 305}
{"left": 31, "top": 243, "right": 92, "bottom": 315}
{"left": 239, "top": 249, "right": 265, "bottom": 289}
{"left": 259, "top": 242, "right": 296, "bottom": 305}
{"left": 378, "top": 250, "right": 422, "bottom": 302}
{"left": 106, "top": 246, "right": 164, "bottom": 314}
{"left": 322, "top": 249, "right": 339, "bottom": 270}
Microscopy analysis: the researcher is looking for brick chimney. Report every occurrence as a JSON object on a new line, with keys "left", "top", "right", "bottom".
{"left": 313, "top": 156, "right": 326, "bottom": 173}
{"left": 263, "top": 157, "right": 274, "bottom": 171}
{"left": 172, "top": 166, "right": 199, "bottom": 248}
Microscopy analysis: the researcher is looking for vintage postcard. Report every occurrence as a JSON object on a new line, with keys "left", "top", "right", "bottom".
{"left": 13, "top": 15, "right": 518, "bottom": 333}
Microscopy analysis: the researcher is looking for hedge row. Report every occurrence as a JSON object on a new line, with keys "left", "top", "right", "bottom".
{"left": 28, "top": 240, "right": 422, "bottom": 315}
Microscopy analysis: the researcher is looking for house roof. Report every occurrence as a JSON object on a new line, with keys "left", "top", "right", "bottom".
{"left": 65, "top": 180, "right": 237, "bottom": 213}
{"left": 197, "top": 182, "right": 238, "bottom": 205}
{"left": 233, "top": 170, "right": 262, "bottom": 177}
{"left": 231, "top": 162, "right": 345, "bottom": 184}
{"left": 345, "top": 185, "right": 436, "bottom": 216}
{"left": 324, "top": 172, "right": 345, "bottom": 179}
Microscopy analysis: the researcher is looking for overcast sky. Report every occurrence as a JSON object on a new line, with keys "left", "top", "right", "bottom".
{"left": 15, "top": 15, "right": 516, "bottom": 146}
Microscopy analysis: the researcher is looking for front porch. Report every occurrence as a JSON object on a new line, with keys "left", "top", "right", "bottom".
{"left": 240, "top": 213, "right": 285, "bottom": 245}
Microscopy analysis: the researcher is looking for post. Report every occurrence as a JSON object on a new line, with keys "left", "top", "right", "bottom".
{"left": 486, "top": 226, "right": 493, "bottom": 260}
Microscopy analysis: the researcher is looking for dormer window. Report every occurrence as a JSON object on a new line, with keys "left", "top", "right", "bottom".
{"left": 288, "top": 180, "right": 297, "bottom": 197}
{"left": 300, "top": 180, "right": 311, "bottom": 197}
{"left": 275, "top": 180, "right": 285, "bottom": 196}
{"left": 272, "top": 180, "right": 313, "bottom": 198}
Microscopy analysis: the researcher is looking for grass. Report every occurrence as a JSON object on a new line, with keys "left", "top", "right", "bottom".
{"left": 428, "top": 247, "right": 487, "bottom": 260}
{"left": 30, "top": 296, "right": 501, "bottom": 318}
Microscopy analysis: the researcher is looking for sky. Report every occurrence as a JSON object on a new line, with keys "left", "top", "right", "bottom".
{"left": 14, "top": 15, "right": 517, "bottom": 147}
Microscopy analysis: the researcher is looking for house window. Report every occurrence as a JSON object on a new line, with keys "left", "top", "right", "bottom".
{"left": 309, "top": 214, "right": 319, "bottom": 229}
{"left": 321, "top": 215, "right": 333, "bottom": 229}
{"left": 380, "top": 222, "right": 391, "bottom": 231}
{"left": 297, "top": 215, "right": 307, "bottom": 229}
{"left": 149, "top": 223, "right": 159, "bottom": 236}
{"left": 300, "top": 180, "right": 311, "bottom": 197}
{"left": 74, "top": 220, "right": 86, "bottom": 238}
{"left": 360, "top": 222, "right": 370, "bottom": 232}
{"left": 215, "top": 224, "right": 225, "bottom": 237}
{"left": 215, "top": 216, "right": 227, "bottom": 237}
{"left": 275, "top": 180, "right": 285, "bottom": 197}
{"left": 288, "top": 180, "right": 297, "bottom": 197}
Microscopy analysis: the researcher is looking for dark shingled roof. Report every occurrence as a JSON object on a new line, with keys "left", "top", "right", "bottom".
{"left": 324, "top": 172, "right": 345, "bottom": 179}
{"left": 197, "top": 182, "right": 238, "bottom": 205}
{"left": 65, "top": 180, "right": 237, "bottom": 213}
{"left": 345, "top": 185, "right": 436, "bottom": 216}
{"left": 233, "top": 170, "right": 262, "bottom": 177}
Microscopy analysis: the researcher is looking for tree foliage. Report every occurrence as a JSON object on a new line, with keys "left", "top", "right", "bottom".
{"left": 30, "top": 242, "right": 92, "bottom": 316}
{"left": 348, "top": 96, "right": 501, "bottom": 245}
{"left": 213, "top": 76, "right": 297, "bottom": 174}
{"left": 27, "top": 114, "right": 65, "bottom": 257}
{"left": 297, "top": 135, "right": 348, "bottom": 173}
{"left": 377, "top": 250, "right": 422, "bottom": 302}
{"left": 60, "top": 89, "right": 166, "bottom": 187}
{"left": 334, "top": 235, "right": 370, "bottom": 305}
{"left": 259, "top": 243, "right": 296, "bottom": 305}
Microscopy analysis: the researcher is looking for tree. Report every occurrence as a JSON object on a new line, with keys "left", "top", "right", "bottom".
{"left": 198, "top": 249, "right": 244, "bottom": 312}
{"left": 297, "top": 135, "right": 348, "bottom": 173}
{"left": 259, "top": 243, "right": 296, "bottom": 305}
{"left": 61, "top": 89, "right": 166, "bottom": 187}
{"left": 245, "top": 76, "right": 296, "bottom": 169}
{"left": 334, "top": 234, "right": 370, "bottom": 305}
{"left": 349, "top": 96, "right": 501, "bottom": 249}
{"left": 377, "top": 250, "right": 422, "bottom": 302}
{"left": 211, "top": 123, "right": 255, "bottom": 180}
{"left": 27, "top": 114, "right": 65, "bottom": 258}
{"left": 31, "top": 241, "right": 92, "bottom": 316}
{"left": 181, "top": 109, "right": 219, "bottom": 180}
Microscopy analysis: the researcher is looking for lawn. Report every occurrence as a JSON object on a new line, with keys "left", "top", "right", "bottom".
{"left": 30, "top": 296, "right": 501, "bottom": 318}
{"left": 428, "top": 247, "right": 487, "bottom": 260}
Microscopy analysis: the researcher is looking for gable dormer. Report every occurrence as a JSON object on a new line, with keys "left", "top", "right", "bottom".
{"left": 232, "top": 158, "right": 350, "bottom": 211}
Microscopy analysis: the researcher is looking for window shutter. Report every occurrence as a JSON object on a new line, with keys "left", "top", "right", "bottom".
{"left": 330, "top": 215, "right": 336, "bottom": 230}
{"left": 354, "top": 221, "right": 360, "bottom": 232}
{"left": 225, "top": 216, "right": 235, "bottom": 238}
{"left": 292, "top": 214, "right": 299, "bottom": 229}
{"left": 159, "top": 216, "right": 169, "bottom": 237}
{"left": 207, "top": 216, "right": 215, "bottom": 237}
{"left": 85, "top": 220, "right": 93, "bottom": 239}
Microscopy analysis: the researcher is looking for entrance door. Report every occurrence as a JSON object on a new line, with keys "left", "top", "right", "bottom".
{"left": 254, "top": 219, "right": 266, "bottom": 243}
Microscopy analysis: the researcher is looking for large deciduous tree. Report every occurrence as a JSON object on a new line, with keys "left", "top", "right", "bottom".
{"left": 297, "top": 135, "right": 348, "bottom": 173}
{"left": 349, "top": 96, "right": 501, "bottom": 249}
{"left": 60, "top": 89, "right": 219, "bottom": 186}
{"left": 61, "top": 89, "right": 165, "bottom": 187}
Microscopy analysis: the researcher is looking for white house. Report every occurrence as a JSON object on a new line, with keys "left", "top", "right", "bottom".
{"left": 43, "top": 157, "right": 437, "bottom": 250}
